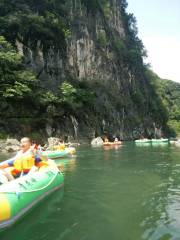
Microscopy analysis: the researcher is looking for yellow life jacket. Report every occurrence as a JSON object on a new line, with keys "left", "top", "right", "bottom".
{"left": 13, "top": 155, "right": 35, "bottom": 173}
{"left": 53, "top": 144, "right": 65, "bottom": 150}
{"left": 58, "top": 144, "right": 65, "bottom": 150}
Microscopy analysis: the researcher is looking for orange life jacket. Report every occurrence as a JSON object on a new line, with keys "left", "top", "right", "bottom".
{"left": 36, "top": 161, "right": 49, "bottom": 168}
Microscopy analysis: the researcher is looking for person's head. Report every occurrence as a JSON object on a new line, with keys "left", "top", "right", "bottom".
{"left": 20, "top": 137, "right": 32, "bottom": 152}
{"left": 104, "top": 137, "right": 108, "bottom": 142}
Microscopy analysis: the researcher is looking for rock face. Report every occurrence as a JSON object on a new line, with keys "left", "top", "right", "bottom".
{"left": 5, "top": 138, "right": 20, "bottom": 152}
{"left": 25, "top": 0, "right": 126, "bottom": 86}
{"left": 6, "top": 139, "right": 20, "bottom": 146}
{"left": 67, "top": 1, "right": 125, "bottom": 83}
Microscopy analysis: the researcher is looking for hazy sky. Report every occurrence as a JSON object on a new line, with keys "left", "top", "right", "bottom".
{"left": 127, "top": 0, "right": 180, "bottom": 83}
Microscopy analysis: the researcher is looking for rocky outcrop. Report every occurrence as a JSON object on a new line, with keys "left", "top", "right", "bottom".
{"left": 0, "top": 138, "right": 20, "bottom": 153}
{"left": 5, "top": 138, "right": 20, "bottom": 152}
{"left": 0, "top": 140, "right": 6, "bottom": 152}
{"left": 91, "top": 137, "right": 104, "bottom": 146}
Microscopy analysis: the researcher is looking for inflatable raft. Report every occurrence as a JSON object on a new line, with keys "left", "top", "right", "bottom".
{"left": 135, "top": 139, "right": 151, "bottom": 144}
{"left": 42, "top": 147, "right": 76, "bottom": 159}
{"left": 0, "top": 163, "right": 64, "bottom": 231}
{"left": 103, "top": 141, "right": 122, "bottom": 146}
{"left": 151, "top": 139, "right": 169, "bottom": 143}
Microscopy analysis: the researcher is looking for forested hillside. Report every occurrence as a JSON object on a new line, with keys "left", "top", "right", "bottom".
{"left": 149, "top": 72, "right": 180, "bottom": 137}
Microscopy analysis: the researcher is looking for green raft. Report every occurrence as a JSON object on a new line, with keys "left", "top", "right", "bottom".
{"left": 151, "top": 138, "right": 169, "bottom": 143}
{"left": 135, "top": 139, "right": 151, "bottom": 144}
{"left": 42, "top": 147, "right": 76, "bottom": 159}
{"left": 0, "top": 164, "right": 64, "bottom": 231}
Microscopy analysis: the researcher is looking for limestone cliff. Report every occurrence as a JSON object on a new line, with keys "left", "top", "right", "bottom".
{"left": 0, "top": 0, "right": 168, "bottom": 141}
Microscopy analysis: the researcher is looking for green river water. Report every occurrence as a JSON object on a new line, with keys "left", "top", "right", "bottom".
{"left": 0, "top": 142, "right": 180, "bottom": 240}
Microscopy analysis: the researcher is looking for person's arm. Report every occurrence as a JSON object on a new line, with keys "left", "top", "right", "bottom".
{"left": 35, "top": 155, "right": 42, "bottom": 164}
{"left": 0, "top": 158, "right": 14, "bottom": 168}
{"left": 0, "top": 163, "right": 10, "bottom": 169}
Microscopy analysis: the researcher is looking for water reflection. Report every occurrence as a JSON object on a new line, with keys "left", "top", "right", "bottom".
{"left": 151, "top": 142, "right": 169, "bottom": 147}
{"left": 55, "top": 158, "right": 77, "bottom": 174}
{"left": 141, "top": 153, "right": 180, "bottom": 240}
{"left": 0, "top": 152, "right": 14, "bottom": 163}
{"left": 103, "top": 144, "right": 122, "bottom": 151}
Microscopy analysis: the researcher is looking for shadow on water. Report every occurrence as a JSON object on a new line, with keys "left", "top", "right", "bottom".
{"left": 54, "top": 158, "right": 77, "bottom": 175}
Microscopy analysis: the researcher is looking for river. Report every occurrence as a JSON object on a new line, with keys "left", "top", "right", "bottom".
{"left": 0, "top": 142, "right": 180, "bottom": 240}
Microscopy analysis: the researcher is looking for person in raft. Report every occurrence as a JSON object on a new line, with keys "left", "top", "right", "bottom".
{"left": 104, "top": 137, "right": 109, "bottom": 143}
{"left": 0, "top": 137, "right": 47, "bottom": 183}
{"left": 58, "top": 139, "right": 66, "bottom": 150}
{"left": 53, "top": 139, "right": 66, "bottom": 150}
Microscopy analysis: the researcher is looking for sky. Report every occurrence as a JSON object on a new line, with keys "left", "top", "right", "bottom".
{"left": 127, "top": 0, "right": 180, "bottom": 83}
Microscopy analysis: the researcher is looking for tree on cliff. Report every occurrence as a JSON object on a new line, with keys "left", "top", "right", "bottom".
{"left": 0, "top": 36, "right": 37, "bottom": 112}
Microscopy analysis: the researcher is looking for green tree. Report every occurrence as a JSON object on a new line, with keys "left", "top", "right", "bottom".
{"left": 0, "top": 35, "right": 37, "bottom": 103}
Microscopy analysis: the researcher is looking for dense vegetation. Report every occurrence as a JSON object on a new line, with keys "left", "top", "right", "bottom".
{"left": 0, "top": 35, "right": 95, "bottom": 138}
{"left": 148, "top": 71, "right": 180, "bottom": 137}
{"left": 0, "top": 0, "right": 179, "bottom": 139}
{"left": 0, "top": 0, "right": 68, "bottom": 52}
{"left": 0, "top": 0, "right": 95, "bottom": 137}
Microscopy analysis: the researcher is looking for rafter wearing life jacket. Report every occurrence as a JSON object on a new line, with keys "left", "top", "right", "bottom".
{"left": 11, "top": 155, "right": 35, "bottom": 177}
